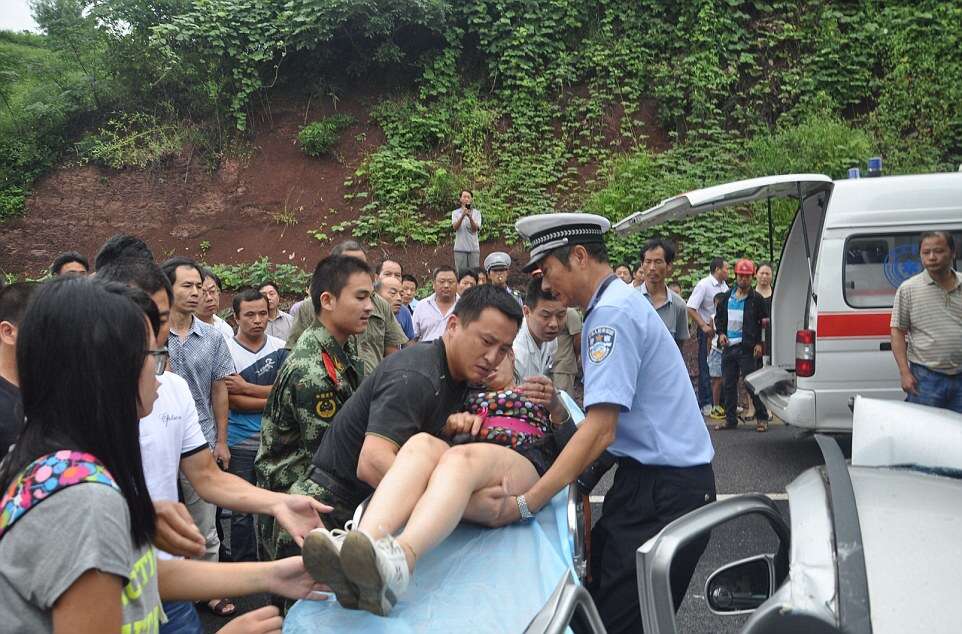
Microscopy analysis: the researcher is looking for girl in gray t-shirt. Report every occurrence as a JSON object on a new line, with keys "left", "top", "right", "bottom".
{"left": 0, "top": 278, "right": 325, "bottom": 632}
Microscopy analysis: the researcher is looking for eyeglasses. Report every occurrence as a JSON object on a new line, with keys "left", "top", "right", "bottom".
{"left": 147, "top": 347, "right": 169, "bottom": 375}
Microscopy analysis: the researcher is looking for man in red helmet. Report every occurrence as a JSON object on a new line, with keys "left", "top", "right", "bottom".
{"left": 713, "top": 259, "right": 770, "bottom": 431}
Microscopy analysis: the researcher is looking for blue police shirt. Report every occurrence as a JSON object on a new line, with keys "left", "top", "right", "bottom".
{"left": 582, "top": 278, "right": 714, "bottom": 467}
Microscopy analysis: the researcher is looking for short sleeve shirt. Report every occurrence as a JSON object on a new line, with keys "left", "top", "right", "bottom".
{"left": 552, "top": 309, "right": 583, "bottom": 375}
{"left": 451, "top": 208, "right": 481, "bottom": 253}
{"left": 357, "top": 293, "right": 409, "bottom": 375}
{"left": 226, "top": 335, "right": 289, "bottom": 446}
{"left": 255, "top": 323, "right": 362, "bottom": 495}
{"left": 890, "top": 269, "right": 962, "bottom": 374}
{"left": 639, "top": 285, "right": 690, "bottom": 343}
{"left": 211, "top": 315, "right": 235, "bottom": 341}
{"left": 513, "top": 319, "right": 558, "bottom": 382}
{"left": 0, "top": 484, "right": 163, "bottom": 633}
{"left": 167, "top": 317, "right": 235, "bottom": 446}
{"left": 686, "top": 274, "right": 728, "bottom": 324}
{"left": 412, "top": 293, "right": 459, "bottom": 342}
{"left": 583, "top": 277, "right": 714, "bottom": 467}
{"left": 312, "top": 339, "right": 468, "bottom": 503}
{"left": 266, "top": 310, "right": 295, "bottom": 342}
{"left": 139, "top": 372, "right": 208, "bottom": 504}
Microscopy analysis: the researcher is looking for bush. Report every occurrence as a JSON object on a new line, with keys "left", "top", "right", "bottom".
{"left": 207, "top": 257, "right": 310, "bottom": 295}
{"left": 424, "top": 165, "right": 463, "bottom": 211}
{"left": 297, "top": 114, "right": 355, "bottom": 157}
{"left": 80, "top": 112, "right": 187, "bottom": 169}
{"left": 741, "top": 112, "right": 874, "bottom": 181}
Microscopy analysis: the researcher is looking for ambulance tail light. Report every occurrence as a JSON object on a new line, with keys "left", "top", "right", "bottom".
{"left": 795, "top": 329, "right": 816, "bottom": 377}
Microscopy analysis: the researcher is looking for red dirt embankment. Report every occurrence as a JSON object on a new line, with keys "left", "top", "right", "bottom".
{"left": 0, "top": 93, "right": 666, "bottom": 282}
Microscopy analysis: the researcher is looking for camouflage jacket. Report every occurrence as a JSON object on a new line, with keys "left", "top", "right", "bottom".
{"left": 255, "top": 322, "right": 362, "bottom": 494}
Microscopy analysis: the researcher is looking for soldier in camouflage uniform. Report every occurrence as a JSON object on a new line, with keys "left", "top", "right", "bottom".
{"left": 255, "top": 320, "right": 362, "bottom": 564}
{"left": 255, "top": 255, "right": 374, "bottom": 590}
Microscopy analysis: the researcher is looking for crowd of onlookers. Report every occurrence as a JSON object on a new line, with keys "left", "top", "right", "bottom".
{"left": 1, "top": 206, "right": 956, "bottom": 633}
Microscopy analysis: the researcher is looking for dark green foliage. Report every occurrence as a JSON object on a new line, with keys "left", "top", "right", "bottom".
{"left": 208, "top": 256, "right": 310, "bottom": 294}
{"left": 2, "top": 0, "right": 961, "bottom": 291}
{"left": 297, "top": 114, "right": 354, "bottom": 157}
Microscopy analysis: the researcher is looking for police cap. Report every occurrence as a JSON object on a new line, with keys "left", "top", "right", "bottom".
{"left": 515, "top": 212, "right": 611, "bottom": 273}
{"left": 483, "top": 251, "right": 512, "bottom": 273}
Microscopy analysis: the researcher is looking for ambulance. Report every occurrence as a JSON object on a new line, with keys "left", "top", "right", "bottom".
{"left": 613, "top": 170, "right": 962, "bottom": 432}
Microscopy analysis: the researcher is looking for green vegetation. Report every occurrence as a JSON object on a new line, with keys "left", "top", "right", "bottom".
{"left": 298, "top": 114, "right": 354, "bottom": 157}
{"left": 2, "top": 0, "right": 961, "bottom": 277}
{"left": 207, "top": 257, "right": 309, "bottom": 294}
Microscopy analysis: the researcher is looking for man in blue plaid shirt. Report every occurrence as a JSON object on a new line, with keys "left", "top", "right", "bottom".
{"left": 161, "top": 256, "right": 236, "bottom": 615}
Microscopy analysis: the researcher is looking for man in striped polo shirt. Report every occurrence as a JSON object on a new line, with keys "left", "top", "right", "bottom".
{"left": 890, "top": 230, "right": 962, "bottom": 413}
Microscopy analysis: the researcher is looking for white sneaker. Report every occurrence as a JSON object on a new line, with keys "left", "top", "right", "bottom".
{"left": 302, "top": 522, "right": 359, "bottom": 609}
{"left": 701, "top": 404, "right": 712, "bottom": 416}
{"left": 340, "top": 531, "right": 410, "bottom": 616}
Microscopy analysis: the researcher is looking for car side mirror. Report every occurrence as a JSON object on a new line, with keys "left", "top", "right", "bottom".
{"left": 705, "top": 554, "right": 775, "bottom": 614}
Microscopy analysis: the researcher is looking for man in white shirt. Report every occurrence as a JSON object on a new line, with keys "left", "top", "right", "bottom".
{"left": 259, "top": 282, "right": 294, "bottom": 342}
{"left": 98, "top": 256, "right": 329, "bottom": 629}
{"left": 686, "top": 257, "right": 729, "bottom": 413}
{"left": 197, "top": 269, "right": 235, "bottom": 341}
{"left": 513, "top": 276, "right": 567, "bottom": 383}
{"left": 451, "top": 189, "right": 481, "bottom": 275}
{"left": 412, "top": 265, "right": 459, "bottom": 342}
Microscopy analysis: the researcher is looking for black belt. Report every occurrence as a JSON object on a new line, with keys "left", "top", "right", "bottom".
{"left": 308, "top": 466, "right": 369, "bottom": 506}
{"left": 616, "top": 457, "right": 713, "bottom": 473}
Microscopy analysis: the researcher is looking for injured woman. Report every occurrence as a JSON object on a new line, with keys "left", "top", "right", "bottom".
{"left": 302, "top": 352, "right": 572, "bottom": 616}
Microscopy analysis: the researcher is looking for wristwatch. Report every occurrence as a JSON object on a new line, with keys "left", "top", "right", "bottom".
{"left": 516, "top": 494, "right": 534, "bottom": 520}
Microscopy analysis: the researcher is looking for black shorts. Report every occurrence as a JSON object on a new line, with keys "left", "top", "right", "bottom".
{"left": 513, "top": 433, "right": 560, "bottom": 476}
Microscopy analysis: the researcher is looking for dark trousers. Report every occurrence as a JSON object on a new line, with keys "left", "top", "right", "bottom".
{"left": 588, "top": 460, "right": 716, "bottom": 634}
{"left": 226, "top": 445, "right": 259, "bottom": 562}
{"left": 696, "top": 330, "right": 712, "bottom": 407}
{"left": 722, "top": 346, "right": 768, "bottom": 426}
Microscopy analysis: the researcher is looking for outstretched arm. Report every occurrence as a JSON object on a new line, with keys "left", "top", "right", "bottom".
{"left": 158, "top": 557, "right": 326, "bottom": 603}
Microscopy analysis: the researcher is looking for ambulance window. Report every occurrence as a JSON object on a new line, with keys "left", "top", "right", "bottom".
{"left": 844, "top": 232, "right": 962, "bottom": 308}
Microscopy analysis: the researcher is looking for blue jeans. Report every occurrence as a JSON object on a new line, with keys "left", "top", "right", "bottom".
{"left": 907, "top": 363, "right": 962, "bottom": 414}
{"left": 696, "top": 329, "right": 713, "bottom": 407}
{"left": 160, "top": 601, "right": 202, "bottom": 634}
{"left": 227, "top": 444, "right": 259, "bottom": 562}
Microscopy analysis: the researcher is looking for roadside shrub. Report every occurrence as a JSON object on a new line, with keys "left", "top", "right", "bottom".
{"left": 297, "top": 114, "right": 355, "bottom": 157}
{"left": 207, "top": 256, "right": 310, "bottom": 294}
{"left": 80, "top": 112, "right": 186, "bottom": 169}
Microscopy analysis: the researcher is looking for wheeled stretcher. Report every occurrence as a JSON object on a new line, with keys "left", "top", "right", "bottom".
{"left": 284, "top": 393, "right": 604, "bottom": 633}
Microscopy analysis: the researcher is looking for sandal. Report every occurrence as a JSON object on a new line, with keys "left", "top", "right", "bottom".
{"left": 712, "top": 422, "right": 736, "bottom": 431}
{"left": 207, "top": 598, "right": 236, "bottom": 617}
{"left": 755, "top": 421, "right": 768, "bottom": 433}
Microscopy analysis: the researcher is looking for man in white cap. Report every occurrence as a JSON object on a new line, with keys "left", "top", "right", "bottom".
{"left": 500, "top": 212, "right": 716, "bottom": 634}
{"left": 483, "top": 251, "right": 523, "bottom": 305}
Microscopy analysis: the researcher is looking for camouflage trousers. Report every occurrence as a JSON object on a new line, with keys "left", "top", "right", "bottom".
{"left": 256, "top": 475, "right": 359, "bottom": 612}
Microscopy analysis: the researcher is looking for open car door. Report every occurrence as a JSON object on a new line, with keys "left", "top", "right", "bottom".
{"left": 612, "top": 174, "right": 833, "bottom": 235}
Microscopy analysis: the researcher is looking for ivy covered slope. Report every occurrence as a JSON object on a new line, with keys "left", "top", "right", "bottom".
{"left": 3, "top": 1, "right": 961, "bottom": 284}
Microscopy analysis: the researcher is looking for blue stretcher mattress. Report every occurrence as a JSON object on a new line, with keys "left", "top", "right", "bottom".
{"left": 284, "top": 489, "right": 577, "bottom": 633}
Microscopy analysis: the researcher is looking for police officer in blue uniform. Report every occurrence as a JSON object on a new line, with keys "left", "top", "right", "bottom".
{"left": 508, "top": 212, "right": 716, "bottom": 634}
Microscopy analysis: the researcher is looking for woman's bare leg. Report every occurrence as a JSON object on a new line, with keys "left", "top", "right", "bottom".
{"left": 393, "top": 443, "right": 539, "bottom": 571}
{"left": 356, "top": 433, "right": 449, "bottom": 539}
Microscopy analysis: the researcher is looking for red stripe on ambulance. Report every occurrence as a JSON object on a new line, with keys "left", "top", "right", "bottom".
{"left": 817, "top": 312, "right": 891, "bottom": 338}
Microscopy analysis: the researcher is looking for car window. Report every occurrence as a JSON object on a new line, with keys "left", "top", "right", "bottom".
{"left": 843, "top": 231, "right": 962, "bottom": 308}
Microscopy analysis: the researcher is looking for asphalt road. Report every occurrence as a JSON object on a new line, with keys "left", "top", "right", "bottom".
{"left": 584, "top": 419, "right": 851, "bottom": 634}
{"left": 201, "top": 419, "right": 850, "bottom": 633}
